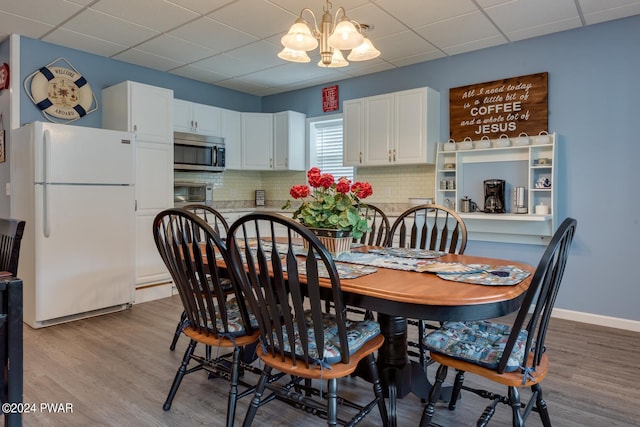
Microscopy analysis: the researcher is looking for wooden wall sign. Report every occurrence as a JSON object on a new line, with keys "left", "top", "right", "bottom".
{"left": 449, "top": 72, "right": 548, "bottom": 141}
{"left": 322, "top": 85, "right": 339, "bottom": 112}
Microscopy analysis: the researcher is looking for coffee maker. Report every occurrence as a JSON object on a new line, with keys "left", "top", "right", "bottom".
{"left": 484, "top": 179, "right": 506, "bottom": 213}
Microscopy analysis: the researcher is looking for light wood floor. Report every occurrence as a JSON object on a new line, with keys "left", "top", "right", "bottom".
{"left": 21, "top": 295, "right": 640, "bottom": 426}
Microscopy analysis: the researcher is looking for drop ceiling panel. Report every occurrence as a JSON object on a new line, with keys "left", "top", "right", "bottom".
{"left": 168, "top": 17, "right": 258, "bottom": 54}
{"left": 207, "top": 0, "right": 297, "bottom": 39}
{"left": 0, "top": 11, "right": 54, "bottom": 39}
{"left": 375, "top": 0, "right": 479, "bottom": 28}
{"left": 414, "top": 11, "right": 504, "bottom": 49}
{"left": 44, "top": 28, "right": 128, "bottom": 57}
{"left": 0, "top": 0, "right": 83, "bottom": 25}
{"left": 91, "top": 0, "right": 199, "bottom": 32}
{"left": 136, "top": 34, "right": 218, "bottom": 63}
{"left": 62, "top": 8, "right": 159, "bottom": 47}
{"left": 113, "top": 48, "right": 185, "bottom": 71}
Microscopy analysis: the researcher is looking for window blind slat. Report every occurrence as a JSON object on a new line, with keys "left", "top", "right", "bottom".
{"left": 313, "top": 119, "right": 353, "bottom": 181}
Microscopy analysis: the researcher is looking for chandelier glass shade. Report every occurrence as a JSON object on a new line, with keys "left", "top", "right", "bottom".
{"left": 279, "top": 0, "right": 380, "bottom": 67}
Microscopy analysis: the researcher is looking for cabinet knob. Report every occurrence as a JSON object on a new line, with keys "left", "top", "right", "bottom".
{"left": 388, "top": 150, "right": 392, "bottom": 162}
{"left": 393, "top": 149, "right": 396, "bottom": 162}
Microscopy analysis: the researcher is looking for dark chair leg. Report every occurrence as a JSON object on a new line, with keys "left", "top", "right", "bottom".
{"left": 226, "top": 348, "right": 241, "bottom": 427}
{"left": 169, "top": 311, "right": 187, "bottom": 351}
{"left": 508, "top": 386, "right": 524, "bottom": 427}
{"left": 327, "top": 378, "right": 338, "bottom": 427}
{"left": 366, "top": 353, "right": 389, "bottom": 426}
{"left": 448, "top": 370, "right": 465, "bottom": 410}
{"left": 243, "top": 365, "right": 272, "bottom": 427}
{"left": 163, "top": 339, "right": 197, "bottom": 410}
{"left": 419, "top": 363, "right": 448, "bottom": 427}
{"left": 532, "top": 383, "right": 552, "bottom": 427}
{"left": 418, "top": 320, "right": 426, "bottom": 370}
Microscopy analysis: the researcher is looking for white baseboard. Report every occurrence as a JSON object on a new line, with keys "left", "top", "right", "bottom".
{"left": 552, "top": 308, "right": 640, "bottom": 333}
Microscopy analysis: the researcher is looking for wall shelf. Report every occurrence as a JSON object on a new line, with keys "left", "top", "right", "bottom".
{"left": 434, "top": 134, "right": 557, "bottom": 245}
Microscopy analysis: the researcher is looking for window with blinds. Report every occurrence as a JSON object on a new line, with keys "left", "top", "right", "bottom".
{"left": 311, "top": 118, "right": 354, "bottom": 181}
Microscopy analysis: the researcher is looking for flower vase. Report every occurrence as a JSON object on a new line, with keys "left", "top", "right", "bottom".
{"left": 305, "top": 228, "right": 352, "bottom": 257}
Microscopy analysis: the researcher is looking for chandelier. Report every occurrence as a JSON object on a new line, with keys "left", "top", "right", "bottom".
{"left": 278, "top": 0, "right": 380, "bottom": 68}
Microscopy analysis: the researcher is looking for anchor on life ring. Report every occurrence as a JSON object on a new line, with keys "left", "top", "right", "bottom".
{"left": 30, "top": 66, "right": 94, "bottom": 121}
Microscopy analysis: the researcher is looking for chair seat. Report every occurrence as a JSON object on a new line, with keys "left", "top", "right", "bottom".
{"left": 429, "top": 351, "right": 549, "bottom": 387}
{"left": 258, "top": 334, "right": 384, "bottom": 380}
{"left": 196, "top": 297, "right": 258, "bottom": 337}
{"left": 268, "top": 313, "right": 381, "bottom": 366}
{"left": 423, "top": 320, "right": 529, "bottom": 372}
{"left": 184, "top": 327, "right": 261, "bottom": 348}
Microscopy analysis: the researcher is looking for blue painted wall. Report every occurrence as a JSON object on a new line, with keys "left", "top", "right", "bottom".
{"left": 264, "top": 15, "right": 640, "bottom": 322}
{"left": 17, "top": 36, "right": 261, "bottom": 128}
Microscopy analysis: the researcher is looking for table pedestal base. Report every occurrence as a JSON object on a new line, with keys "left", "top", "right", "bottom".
{"left": 376, "top": 314, "right": 453, "bottom": 427}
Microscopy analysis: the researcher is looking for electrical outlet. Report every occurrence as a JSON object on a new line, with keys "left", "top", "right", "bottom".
{"left": 5, "top": 182, "right": 10, "bottom": 196}
{"left": 230, "top": 188, "right": 238, "bottom": 198}
{"left": 385, "top": 187, "right": 391, "bottom": 197}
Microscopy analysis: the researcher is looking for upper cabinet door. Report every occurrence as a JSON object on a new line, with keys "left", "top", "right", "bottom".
{"left": 173, "top": 99, "right": 193, "bottom": 133}
{"left": 273, "top": 111, "right": 306, "bottom": 171}
{"left": 220, "top": 108, "right": 242, "bottom": 169}
{"left": 364, "top": 94, "right": 394, "bottom": 165}
{"left": 241, "top": 113, "right": 273, "bottom": 170}
{"left": 343, "top": 99, "right": 364, "bottom": 166}
{"left": 395, "top": 87, "right": 440, "bottom": 165}
{"left": 173, "top": 99, "right": 221, "bottom": 136}
{"left": 102, "top": 81, "right": 173, "bottom": 144}
{"left": 130, "top": 83, "right": 173, "bottom": 144}
{"left": 192, "top": 103, "right": 221, "bottom": 136}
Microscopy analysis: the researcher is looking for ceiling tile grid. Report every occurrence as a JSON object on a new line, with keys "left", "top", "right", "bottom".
{"left": 0, "top": 0, "right": 638, "bottom": 95}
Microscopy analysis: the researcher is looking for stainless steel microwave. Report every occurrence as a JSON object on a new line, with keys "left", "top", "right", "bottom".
{"left": 174, "top": 132, "right": 225, "bottom": 172}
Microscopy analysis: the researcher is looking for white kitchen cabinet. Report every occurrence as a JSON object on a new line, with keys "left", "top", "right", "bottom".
{"left": 220, "top": 107, "right": 242, "bottom": 169}
{"left": 102, "top": 81, "right": 173, "bottom": 144}
{"left": 241, "top": 111, "right": 306, "bottom": 170}
{"left": 241, "top": 112, "right": 273, "bottom": 170}
{"left": 395, "top": 87, "right": 440, "bottom": 164}
{"left": 343, "top": 87, "right": 440, "bottom": 166}
{"left": 102, "top": 81, "right": 174, "bottom": 300}
{"left": 343, "top": 99, "right": 364, "bottom": 166}
{"left": 434, "top": 133, "right": 557, "bottom": 245}
{"left": 173, "top": 99, "right": 221, "bottom": 136}
{"left": 273, "top": 110, "right": 306, "bottom": 171}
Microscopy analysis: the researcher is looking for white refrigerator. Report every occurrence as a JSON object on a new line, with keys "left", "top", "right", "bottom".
{"left": 10, "top": 121, "right": 136, "bottom": 328}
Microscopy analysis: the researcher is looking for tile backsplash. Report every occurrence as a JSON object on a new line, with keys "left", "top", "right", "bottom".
{"left": 176, "top": 164, "right": 435, "bottom": 211}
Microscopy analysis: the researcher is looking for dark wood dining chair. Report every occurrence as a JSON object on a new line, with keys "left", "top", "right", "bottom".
{"left": 354, "top": 203, "right": 390, "bottom": 247}
{"left": 226, "top": 213, "right": 389, "bottom": 427}
{"left": 387, "top": 204, "right": 467, "bottom": 371}
{"left": 334, "top": 203, "right": 391, "bottom": 320}
{"left": 184, "top": 204, "right": 230, "bottom": 237}
{"left": 419, "top": 217, "right": 577, "bottom": 427}
{"left": 169, "top": 204, "right": 231, "bottom": 351}
{"left": 0, "top": 218, "right": 26, "bottom": 276}
{"left": 153, "top": 208, "right": 260, "bottom": 427}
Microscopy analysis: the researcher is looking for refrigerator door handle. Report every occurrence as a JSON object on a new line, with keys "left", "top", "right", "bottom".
{"left": 43, "top": 129, "right": 51, "bottom": 238}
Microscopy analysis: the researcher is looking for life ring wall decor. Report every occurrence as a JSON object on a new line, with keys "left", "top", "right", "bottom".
{"left": 24, "top": 58, "right": 98, "bottom": 123}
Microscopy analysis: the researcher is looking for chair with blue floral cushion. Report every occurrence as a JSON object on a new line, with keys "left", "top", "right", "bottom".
{"left": 169, "top": 204, "right": 231, "bottom": 351}
{"left": 227, "top": 212, "right": 389, "bottom": 427}
{"left": 387, "top": 204, "right": 468, "bottom": 371}
{"left": 153, "top": 208, "right": 260, "bottom": 427}
{"left": 419, "top": 217, "right": 577, "bottom": 427}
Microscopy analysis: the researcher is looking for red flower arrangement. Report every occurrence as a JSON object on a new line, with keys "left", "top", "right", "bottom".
{"left": 282, "top": 167, "right": 372, "bottom": 239}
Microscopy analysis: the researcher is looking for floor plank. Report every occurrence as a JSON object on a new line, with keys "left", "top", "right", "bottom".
{"left": 20, "top": 295, "right": 640, "bottom": 426}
